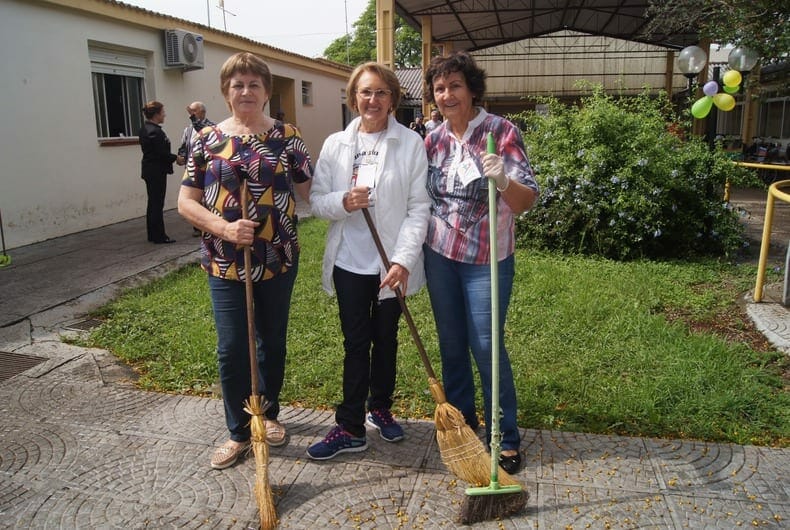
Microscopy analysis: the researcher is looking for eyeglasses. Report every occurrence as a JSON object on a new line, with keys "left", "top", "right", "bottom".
{"left": 356, "top": 88, "right": 392, "bottom": 100}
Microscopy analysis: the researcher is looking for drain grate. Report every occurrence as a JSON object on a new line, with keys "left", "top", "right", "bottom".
{"left": 0, "top": 351, "right": 46, "bottom": 382}
{"left": 64, "top": 318, "right": 103, "bottom": 332}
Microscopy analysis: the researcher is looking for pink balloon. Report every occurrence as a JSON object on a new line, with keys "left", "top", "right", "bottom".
{"left": 703, "top": 81, "right": 719, "bottom": 97}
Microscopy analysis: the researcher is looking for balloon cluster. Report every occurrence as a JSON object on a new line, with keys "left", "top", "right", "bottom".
{"left": 691, "top": 70, "right": 741, "bottom": 119}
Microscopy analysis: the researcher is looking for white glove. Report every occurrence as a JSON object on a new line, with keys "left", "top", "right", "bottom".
{"left": 482, "top": 153, "right": 509, "bottom": 191}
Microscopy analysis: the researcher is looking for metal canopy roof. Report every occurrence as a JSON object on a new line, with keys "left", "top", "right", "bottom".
{"left": 394, "top": 0, "right": 700, "bottom": 52}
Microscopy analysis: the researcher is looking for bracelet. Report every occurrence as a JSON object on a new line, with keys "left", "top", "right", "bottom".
{"left": 496, "top": 178, "right": 511, "bottom": 192}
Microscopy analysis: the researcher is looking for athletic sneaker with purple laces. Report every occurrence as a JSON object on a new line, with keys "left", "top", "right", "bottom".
{"left": 365, "top": 408, "right": 404, "bottom": 442}
{"left": 306, "top": 425, "right": 367, "bottom": 460}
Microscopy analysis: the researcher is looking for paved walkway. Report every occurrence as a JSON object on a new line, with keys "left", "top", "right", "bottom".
{"left": 0, "top": 195, "right": 788, "bottom": 529}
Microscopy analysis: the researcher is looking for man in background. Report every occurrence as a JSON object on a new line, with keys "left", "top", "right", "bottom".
{"left": 410, "top": 114, "right": 426, "bottom": 138}
{"left": 424, "top": 108, "right": 442, "bottom": 134}
{"left": 177, "top": 101, "right": 212, "bottom": 236}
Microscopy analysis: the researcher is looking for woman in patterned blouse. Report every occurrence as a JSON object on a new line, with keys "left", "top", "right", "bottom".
{"left": 178, "top": 52, "right": 313, "bottom": 470}
{"left": 422, "top": 51, "right": 539, "bottom": 475}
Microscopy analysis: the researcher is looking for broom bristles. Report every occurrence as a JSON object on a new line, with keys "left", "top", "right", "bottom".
{"left": 460, "top": 489, "right": 529, "bottom": 524}
{"left": 431, "top": 382, "right": 520, "bottom": 488}
{"left": 245, "top": 396, "right": 277, "bottom": 530}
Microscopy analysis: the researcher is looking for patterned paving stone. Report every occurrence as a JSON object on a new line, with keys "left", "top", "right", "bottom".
{"left": 531, "top": 429, "right": 658, "bottom": 491}
{"left": 647, "top": 438, "right": 790, "bottom": 503}
{"left": 664, "top": 494, "right": 788, "bottom": 529}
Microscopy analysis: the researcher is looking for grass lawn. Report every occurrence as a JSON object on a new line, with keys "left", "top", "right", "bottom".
{"left": 79, "top": 217, "right": 789, "bottom": 447}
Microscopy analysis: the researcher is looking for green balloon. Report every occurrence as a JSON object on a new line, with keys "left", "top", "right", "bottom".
{"left": 723, "top": 84, "right": 739, "bottom": 94}
{"left": 691, "top": 96, "right": 713, "bottom": 119}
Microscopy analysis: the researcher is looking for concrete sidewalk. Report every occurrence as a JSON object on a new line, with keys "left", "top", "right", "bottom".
{"left": 0, "top": 207, "right": 788, "bottom": 529}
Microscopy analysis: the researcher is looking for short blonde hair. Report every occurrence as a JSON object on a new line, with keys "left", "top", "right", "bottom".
{"left": 346, "top": 62, "right": 402, "bottom": 114}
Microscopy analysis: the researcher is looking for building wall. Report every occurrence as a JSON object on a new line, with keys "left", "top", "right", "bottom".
{"left": 0, "top": 0, "right": 350, "bottom": 249}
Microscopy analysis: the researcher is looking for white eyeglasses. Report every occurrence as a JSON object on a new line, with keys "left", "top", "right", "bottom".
{"left": 357, "top": 88, "right": 392, "bottom": 100}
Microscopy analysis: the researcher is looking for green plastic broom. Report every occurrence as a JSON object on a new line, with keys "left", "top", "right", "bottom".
{"left": 461, "top": 132, "right": 528, "bottom": 523}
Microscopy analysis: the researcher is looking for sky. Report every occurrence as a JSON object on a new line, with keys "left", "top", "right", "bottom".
{"left": 121, "top": 0, "right": 369, "bottom": 58}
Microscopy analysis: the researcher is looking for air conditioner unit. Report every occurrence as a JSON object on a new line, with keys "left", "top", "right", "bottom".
{"left": 164, "top": 29, "right": 204, "bottom": 70}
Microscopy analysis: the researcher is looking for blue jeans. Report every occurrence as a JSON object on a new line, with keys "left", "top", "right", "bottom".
{"left": 423, "top": 245, "right": 521, "bottom": 452}
{"left": 208, "top": 258, "right": 298, "bottom": 443}
{"left": 333, "top": 266, "right": 402, "bottom": 438}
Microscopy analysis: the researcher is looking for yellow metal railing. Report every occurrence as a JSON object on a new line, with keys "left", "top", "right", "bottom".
{"left": 738, "top": 163, "right": 790, "bottom": 301}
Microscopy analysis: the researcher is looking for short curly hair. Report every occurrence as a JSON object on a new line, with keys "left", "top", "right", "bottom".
{"left": 423, "top": 51, "right": 487, "bottom": 106}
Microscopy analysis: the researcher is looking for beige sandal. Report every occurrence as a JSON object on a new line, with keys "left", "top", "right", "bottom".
{"left": 264, "top": 419, "right": 287, "bottom": 447}
{"left": 210, "top": 439, "right": 250, "bottom": 470}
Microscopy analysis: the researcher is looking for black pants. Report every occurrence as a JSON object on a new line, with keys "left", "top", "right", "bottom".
{"left": 143, "top": 175, "right": 167, "bottom": 242}
{"left": 333, "top": 266, "right": 402, "bottom": 437}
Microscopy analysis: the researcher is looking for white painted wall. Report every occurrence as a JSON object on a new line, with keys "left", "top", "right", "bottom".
{"left": 0, "top": 0, "right": 349, "bottom": 249}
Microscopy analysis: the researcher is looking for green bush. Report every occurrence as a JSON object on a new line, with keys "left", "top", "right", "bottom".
{"left": 514, "top": 85, "right": 760, "bottom": 260}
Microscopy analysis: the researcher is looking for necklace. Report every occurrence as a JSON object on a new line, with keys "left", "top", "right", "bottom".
{"left": 358, "top": 127, "right": 386, "bottom": 164}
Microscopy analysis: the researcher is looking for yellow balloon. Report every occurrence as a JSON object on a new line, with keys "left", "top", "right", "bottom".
{"left": 713, "top": 93, "right": 736, "bottom": 111}
{"left": 722, "top": 69, "right": 742, "bottom": 87}
{"left": 691, "top": 96, "right": 713, "bottom": 118}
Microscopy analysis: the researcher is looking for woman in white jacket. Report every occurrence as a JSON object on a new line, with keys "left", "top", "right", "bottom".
{"left": 308, "top": 62, "right": 429, "bottom": 460}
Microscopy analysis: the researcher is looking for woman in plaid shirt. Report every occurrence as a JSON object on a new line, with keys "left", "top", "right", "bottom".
{"left": 422, "top": 51, "right": 539, "bottom": 475}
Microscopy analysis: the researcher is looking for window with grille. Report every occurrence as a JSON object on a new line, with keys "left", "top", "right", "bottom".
{"left": 302, "top": 80, "right": 313, "bottom": 106}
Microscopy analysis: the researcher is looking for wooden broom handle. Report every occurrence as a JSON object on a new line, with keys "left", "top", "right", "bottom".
{"left": 362, "top": 208, "right": 437, "bottom": 380}
{"left": 241, "top": 181, "right": 259, "bottom": 393}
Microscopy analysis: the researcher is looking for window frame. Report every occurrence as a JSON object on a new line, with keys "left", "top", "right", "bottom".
{"left": 89, "top": 44, "right": 148, "bottom": 144}
{"left": 301, "top": 80, "right": 313, "bottom": 106}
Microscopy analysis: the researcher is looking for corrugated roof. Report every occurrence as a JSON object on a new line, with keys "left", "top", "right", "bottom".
{"left": 396, "top": 67, "right": 424, "bottom": 105}
{"left": 395, "top": 0, "right": 700, "bottom": 52}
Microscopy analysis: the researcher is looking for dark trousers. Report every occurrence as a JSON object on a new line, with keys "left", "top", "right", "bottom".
{"left": 143, "top": 175, "right": 167, "bottom": 242}
{"left": 208, "top": 259, "right": 298, "bottom": 442}
{"left": 333, "top": 266, "right": 402, "bottom": 437}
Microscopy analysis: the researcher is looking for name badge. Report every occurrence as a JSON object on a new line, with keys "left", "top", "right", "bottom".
{"left": 457, "top": 156, "right": 483, "bottom": 187}
{"left": 356, "top": 163, "right": 377, "bottom": 189}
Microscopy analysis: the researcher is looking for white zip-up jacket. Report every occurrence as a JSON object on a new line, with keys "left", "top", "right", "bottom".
{"left": 310, "top": 115, "right": 430, "bottom": 299}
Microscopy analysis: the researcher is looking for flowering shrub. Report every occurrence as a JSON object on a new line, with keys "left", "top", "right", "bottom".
{"left": 514, "top": 86, "right": 759, "bottom": 261}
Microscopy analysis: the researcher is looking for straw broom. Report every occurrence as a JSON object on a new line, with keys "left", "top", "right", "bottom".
{"left": 361, "top": 208, "right": 518, "bottom": 488}
{"left": 461, "top": 132, "right": 529, "bottom": 523}
{"left": 240, "top": 180, "right": 277, "bottom": 530}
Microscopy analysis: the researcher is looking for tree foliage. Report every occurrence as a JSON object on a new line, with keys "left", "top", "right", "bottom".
{"left": 322, "top": 0, "right": 422, "bottom": 67}
{"left": 514, "top": 85, "right": 760, "bottom": 261}
{"left": 644, "top": 0, "right": 789, "bottom": 65}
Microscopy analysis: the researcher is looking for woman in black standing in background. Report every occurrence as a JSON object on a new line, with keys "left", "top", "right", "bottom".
{"left": 138, "top": 100, "right": 177, "bottom": 244}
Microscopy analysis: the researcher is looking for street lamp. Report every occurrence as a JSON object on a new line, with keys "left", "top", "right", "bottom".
{"left": 727, "top": 46, "right": 760, "bottom": 90}
{"left": 727, "top": 46, "right": 760, "bottom": 73}
{"left": 677, "top": 45, "right": 708, "bottom": 93}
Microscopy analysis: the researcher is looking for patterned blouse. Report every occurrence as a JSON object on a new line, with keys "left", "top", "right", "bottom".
{"left": 424, "top": 108, "right": 538, "bottom": 264}
{"left": 182, "top": 122, "right": 312, "bottom": 281}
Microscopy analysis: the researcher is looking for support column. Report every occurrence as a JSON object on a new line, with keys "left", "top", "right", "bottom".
{"left": 692, "top": 40, "right": 711, "bottom": 138}
{"left": 741, "top": 64, "right": 761, "bottom": 147}
{"left": 376, "top": 0, "right": 395, "bottom": 69}
{"left": 421, "top": 15, "right": 433, "bottom": 118}
{"left": 664, "top": 50, "right": 675, "bottom": 96}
